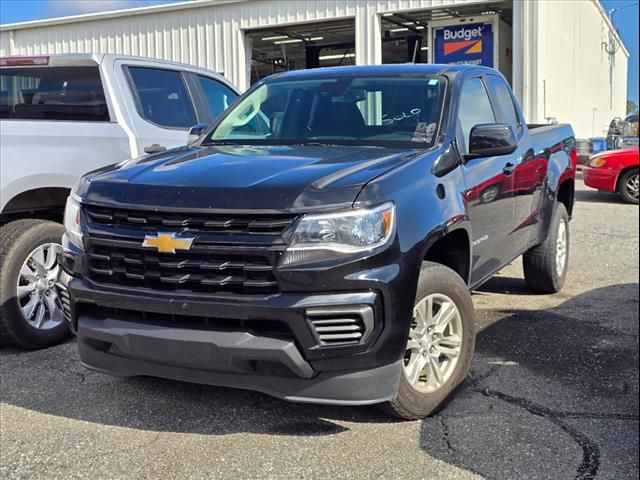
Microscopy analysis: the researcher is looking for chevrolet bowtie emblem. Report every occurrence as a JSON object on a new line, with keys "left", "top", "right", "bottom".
{"left": 142, "top": 232, "right": 195, "bottom": 254}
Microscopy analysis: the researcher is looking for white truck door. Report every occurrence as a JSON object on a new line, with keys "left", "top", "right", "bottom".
{"left": 112, "top": 58, "right": 203, "bottom": 156}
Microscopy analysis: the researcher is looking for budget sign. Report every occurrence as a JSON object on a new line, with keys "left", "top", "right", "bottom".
{"left": 433, "top": 22, "right": 494, "bottom": 67}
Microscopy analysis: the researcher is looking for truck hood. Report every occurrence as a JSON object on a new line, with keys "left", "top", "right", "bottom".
{"left": 80, "top": 144, "right": 424, "bottom": 211}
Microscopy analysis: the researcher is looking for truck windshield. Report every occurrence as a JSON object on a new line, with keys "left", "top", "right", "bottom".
{"left": 206, "top": 75, "right": 446, "bottom": 148}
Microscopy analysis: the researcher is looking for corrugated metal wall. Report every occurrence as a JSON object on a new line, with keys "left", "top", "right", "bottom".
{"left": 0, "top": 0, "right": 491, "bottom": 91}
{"left": 0, "top": 0, "right": 629, "bottom": 134}
{"left": 531, "top": 0, "right": 628, "bottom": 137}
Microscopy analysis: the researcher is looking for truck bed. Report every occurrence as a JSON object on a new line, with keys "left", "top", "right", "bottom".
{"left": 528, "top": 123, "right": 575, "bottom": 152}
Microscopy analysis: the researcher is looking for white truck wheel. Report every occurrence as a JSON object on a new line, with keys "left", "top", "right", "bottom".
{"left": 0, "top": 219, "right": 70, "bottom": 349}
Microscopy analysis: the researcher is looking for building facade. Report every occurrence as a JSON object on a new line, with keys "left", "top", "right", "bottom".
{"left": 0, "top": 0, "right": 629, "bottom": 138}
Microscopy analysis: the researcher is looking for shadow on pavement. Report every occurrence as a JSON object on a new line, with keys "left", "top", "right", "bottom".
{"left": 574, "top": 187, "right": 627, "bottom": 205}
{"left": 420, "top": 282, "right": 640, "bottom": 480}
{"left": 476, "top": 274, "right": 532, "bottom": 295}
{"left": 1, "top": 282, "right": 638, "bottom": 478}
{"left": 0, "top": 340, "right": 392, "bottom": 438}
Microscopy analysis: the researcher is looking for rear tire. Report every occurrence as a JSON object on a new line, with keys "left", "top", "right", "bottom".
{"left": 522, "top": 203, "right": 569, "bottom": 294}
{"left": 0, "top": 219, "right": 70, "bottom": 349}
{"left": 618, "top": 168, "right": 639, "bottom": 204}
{"left": 381, "top": 262, "right": 475, "bottom": 420}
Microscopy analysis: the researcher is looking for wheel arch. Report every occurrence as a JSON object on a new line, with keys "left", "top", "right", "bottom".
{"left": 557, "top": 178, "right": 575, "bottom": 218}
{"left": 421, "top": 226, "right": 472, "bottom": 286}
{"left": 538, "top": 144, "right": 576, "bottom": 239}
{"left": 615, "top": 165, "right": 639, "bottom": 192}
{"left": 1, "top": 187, "right": 70, "bottom": 222}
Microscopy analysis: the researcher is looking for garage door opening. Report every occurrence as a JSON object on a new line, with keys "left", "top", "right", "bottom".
{"left": 246, "top": 20, "right": 356, "bottom": 85}
{"left": 380, "top": 1, "right": 513, "bottom": 85}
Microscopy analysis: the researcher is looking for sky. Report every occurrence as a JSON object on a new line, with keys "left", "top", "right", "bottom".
{"left": 0, "top": 0, "right": 180, "bottom": 23}
{"left": 601, "top": 0, "right": 639, "bottom": 105}
{"left": 0, "top": 0, "right": 638, "bottom": 104}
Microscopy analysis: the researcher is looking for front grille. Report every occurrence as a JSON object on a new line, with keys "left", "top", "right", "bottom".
{"left": 86, "top": 245, "right": 280, "bottom": 295}
{"left": 80, "top": 304, "right": 293, "bottom": 338}
{"left": 307, "top": 306, "right": 374, "bottom": 345}
{"left": 82, "top": 204, "right": 295, "bottom": 296}
{"left": 84, "top": 205, "right": 297, "bottom": 236}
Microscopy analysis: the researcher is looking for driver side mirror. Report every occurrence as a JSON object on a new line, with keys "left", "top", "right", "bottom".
{"left": 466, "top": 124, "right": 518, "bottom": 159}
{"left": 187, "top": 123, "right": 208, "bottom": 145}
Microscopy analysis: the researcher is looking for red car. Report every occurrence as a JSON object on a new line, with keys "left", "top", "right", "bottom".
{"left": 583, "top": 147, "right": 639, "bottom": 204}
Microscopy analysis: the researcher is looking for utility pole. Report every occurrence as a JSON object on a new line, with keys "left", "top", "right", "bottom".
{"left": 605, "top": 3, "right": 638, "bottom": 110}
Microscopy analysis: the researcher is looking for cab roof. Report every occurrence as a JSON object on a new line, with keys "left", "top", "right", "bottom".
{"left": 268, "top": 63, "right": 498, "bottom": 81}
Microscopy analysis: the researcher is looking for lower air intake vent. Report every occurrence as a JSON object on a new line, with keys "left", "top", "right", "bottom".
{"left": 307, "top": 306, "right": 374, "bottom": 346}
{"left": 56, "top": 283, "right": 72, "bottom": 322}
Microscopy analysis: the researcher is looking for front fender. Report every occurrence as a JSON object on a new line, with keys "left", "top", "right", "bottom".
{"left": 354, "top": 147, "right": 470, "bottom": 287}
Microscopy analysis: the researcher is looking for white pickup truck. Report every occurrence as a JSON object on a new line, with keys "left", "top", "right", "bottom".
{"left": 0, "top": 53, "right": 238, "bottom": 349}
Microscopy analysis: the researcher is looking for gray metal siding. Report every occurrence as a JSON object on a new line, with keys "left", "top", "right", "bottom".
{"left": 0, "top": 0, "right": 490, "bottom": 91}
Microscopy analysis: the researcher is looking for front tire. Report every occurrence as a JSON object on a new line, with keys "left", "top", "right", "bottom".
{"left": 522, "top": 203, "right": 569, "bottom": 293}
{"left": 382, "top": 262, "right": 476, "bottom": 420}
{"left": 0, "top": 219, "right": 70, "bottom": 349}
{"left": 479, "top": 184, "right": 501, "bottom": 204}
{"left": 618, "top": 168, "right": 639, "bottom": 204}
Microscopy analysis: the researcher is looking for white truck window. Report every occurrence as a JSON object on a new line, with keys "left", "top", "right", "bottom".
{"left": 0, "top": 66, "right": 109, "bottom": 121}
{"left": 127, "top": 67, "right": 196, "bottom": 129}
{"left": 196, "top": 75, "right": 237, "bottom": 118}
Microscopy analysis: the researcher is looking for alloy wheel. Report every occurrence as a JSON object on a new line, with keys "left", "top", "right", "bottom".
{"left": 403, "top": 293, "right": 463, "bottom": 393}
{"left": 16, "top": 243, "right": 64, "bottom": 330}
{"left": 556, "top": 219, "right": 567, "bottom": 277}
{"left": 626, "top": 173, "right": 639, "bottom": 201}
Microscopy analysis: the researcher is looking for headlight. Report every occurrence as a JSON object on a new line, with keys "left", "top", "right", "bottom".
{"left": 281, "top": 202, "right": 395, "bottom": 266}
{"left": 63, "top": 195, "right": 83, "bottom": 249}
{"left": 588, "top": 157, "right": 606, "bottom": 168}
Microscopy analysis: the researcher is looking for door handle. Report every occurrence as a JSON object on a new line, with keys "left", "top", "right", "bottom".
{"left": 503, "top": 162, "right": 515, "bottom": 176}
{"left": 144, "top": 144, "right": 167, "bottom": 154}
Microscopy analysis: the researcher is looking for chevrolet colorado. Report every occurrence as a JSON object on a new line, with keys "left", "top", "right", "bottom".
{"left": 0, "top": 54, "right": 238, "bottom": 348}
{"left": 60, "top": 65, "right": 576, "bottom": 418}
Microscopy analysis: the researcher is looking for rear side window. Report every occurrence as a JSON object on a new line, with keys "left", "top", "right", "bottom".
{"left": 0, "top": 66, "right": 109, "bottom": 121}
{"left": 485, "top": 75, "right": 521, "bottom": 133}
{"left": 457, "top": 77, "right": 496, "bottom": 153}
{"left": 127, "top": 67, "right": 196, "bottom": 128}
{"left": 196, "top": 75, "right": 237, "bottom": 118}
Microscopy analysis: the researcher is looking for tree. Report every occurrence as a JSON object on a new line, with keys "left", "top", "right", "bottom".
{"left": 627, "top": 100, "right": 638, "bottom": 115}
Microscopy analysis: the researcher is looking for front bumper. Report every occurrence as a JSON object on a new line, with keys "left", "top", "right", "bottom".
{"left": 582, "top": 166, "right": 617, "bottom": 192}
{"left": 60, "top": 235, "right": 418, "bottom": 404}
{"left": 78, "top": 312, "right": 402, "bottom": 405}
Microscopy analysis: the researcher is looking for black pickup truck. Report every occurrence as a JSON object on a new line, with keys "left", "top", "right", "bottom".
{"left": 60, "top": 65, "right": 576, "bottom": 419}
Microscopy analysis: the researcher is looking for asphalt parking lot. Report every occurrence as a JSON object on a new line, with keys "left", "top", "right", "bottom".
{"left": 1, "top": 177, "right": 638, "bottom": 480}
